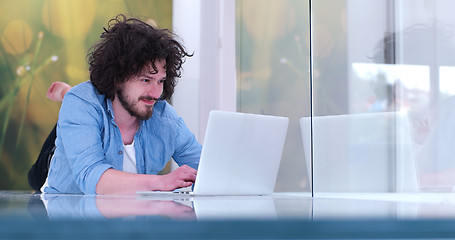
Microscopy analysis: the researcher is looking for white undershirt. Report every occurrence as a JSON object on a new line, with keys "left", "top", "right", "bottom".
{"left": 123, "top": 141, "right": 137, "bottom": 174}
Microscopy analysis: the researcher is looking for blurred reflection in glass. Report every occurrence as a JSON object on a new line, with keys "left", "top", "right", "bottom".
{"left": 368, "top": 24, "right": 455, "bottom": 192}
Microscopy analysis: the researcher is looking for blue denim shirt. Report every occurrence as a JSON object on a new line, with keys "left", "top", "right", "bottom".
{"left": 44, "top": 81, "right": 201, "bottom": 194}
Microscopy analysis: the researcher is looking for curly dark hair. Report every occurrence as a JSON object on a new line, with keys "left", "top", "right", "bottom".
{"left": 87, "top": 14, "right": 192, "bottom": 100}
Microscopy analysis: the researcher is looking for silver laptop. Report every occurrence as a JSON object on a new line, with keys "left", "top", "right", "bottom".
{"left": 138, "top": 110, "right": 289, "bottom": 196}
{"left": 300, "top": 112, "right": 419, "bottom": 193}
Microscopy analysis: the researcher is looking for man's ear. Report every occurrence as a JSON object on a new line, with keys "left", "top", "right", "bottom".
{"left": 114, "top": 81, "right": 122, "bottom": 91}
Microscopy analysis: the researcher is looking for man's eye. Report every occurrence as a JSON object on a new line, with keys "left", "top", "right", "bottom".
{"left": 142, "top": 79, "right": 150, "bottom": 83}
{"left": 159, "top": 79, "right": 166, "bottom": 83}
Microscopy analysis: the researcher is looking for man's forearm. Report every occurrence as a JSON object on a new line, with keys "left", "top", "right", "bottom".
{"left": 95, "top": 165, "right": 197, "bottom": 195}
{"left": 95, "top": 169, "right": 161, "bottom": 194}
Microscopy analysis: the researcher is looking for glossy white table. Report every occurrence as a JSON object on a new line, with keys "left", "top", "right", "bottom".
{"left": 2, "top": 191, "right": 455, "bottom": 239}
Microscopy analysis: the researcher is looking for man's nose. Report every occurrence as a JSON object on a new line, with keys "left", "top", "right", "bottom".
{"left": 146, "top": 83, "right": 163, "bottom": 98}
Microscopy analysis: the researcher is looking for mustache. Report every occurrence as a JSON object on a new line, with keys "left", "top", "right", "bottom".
{"left": 138, "top": 96, "right": 160, "bottom": 101}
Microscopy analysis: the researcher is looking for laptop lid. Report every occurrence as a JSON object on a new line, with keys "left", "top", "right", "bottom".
{"left": 193, "top": 110, "right": 289, "bottom": 195}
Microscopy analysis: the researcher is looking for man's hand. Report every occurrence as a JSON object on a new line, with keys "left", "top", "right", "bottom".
{"left": 159, "top": 165, "right": 197, "bottom": 191}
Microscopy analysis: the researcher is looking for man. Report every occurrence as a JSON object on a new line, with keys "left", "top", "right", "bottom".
{"left": 41, "top": 14, "right": 200, "bottom": 194}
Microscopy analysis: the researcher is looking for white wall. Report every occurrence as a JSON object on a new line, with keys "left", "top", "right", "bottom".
{"left": 172, "top": 0, "right": 236, "bottom": 144}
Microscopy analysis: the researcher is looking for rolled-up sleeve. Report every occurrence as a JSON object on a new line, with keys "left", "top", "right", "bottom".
{"left": 172, "top": 117, "right": 202, "bottom": 170}
{"left": 58, "top": 92, "right": 113, "bottom": 194}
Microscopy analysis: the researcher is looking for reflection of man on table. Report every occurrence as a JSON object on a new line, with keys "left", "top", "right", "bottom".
{"left": 39, "top": 195, "right": 195, "bottom": 220}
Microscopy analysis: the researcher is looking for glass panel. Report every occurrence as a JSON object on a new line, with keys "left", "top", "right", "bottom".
{"left": 313, "top": 0, "right": 455, "bottom": 193}
{"left": 236, "top": 0, "right": 311, "bottom": 192}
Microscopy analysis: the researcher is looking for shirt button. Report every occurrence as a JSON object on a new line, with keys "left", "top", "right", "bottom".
{"left": 118, "top": 150, "right": 123, "bottom": 155}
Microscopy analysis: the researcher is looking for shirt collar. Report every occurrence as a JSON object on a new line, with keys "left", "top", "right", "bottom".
{"left": 106, "top": 98, "right": 115, "bottom": 120}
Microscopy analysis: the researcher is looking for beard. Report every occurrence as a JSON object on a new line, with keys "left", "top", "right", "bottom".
{"left": 116, "top": 88, "right": 155, "bottom": 121}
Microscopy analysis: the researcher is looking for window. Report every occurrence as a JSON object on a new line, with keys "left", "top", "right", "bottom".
{"left": 236, "top": 0, "right": 311, "bottom": 192}
{"left": 236, "top": 0, "right": 455, "bottom": 193}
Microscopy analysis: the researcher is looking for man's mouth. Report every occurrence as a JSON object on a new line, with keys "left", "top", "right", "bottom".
{"left": 139, "top": 96, "right": 158, "bottom": 105}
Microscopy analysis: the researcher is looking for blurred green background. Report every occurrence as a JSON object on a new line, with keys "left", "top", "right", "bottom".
{"left": 0, "top": 0, "right": 172, "bottom": 190}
